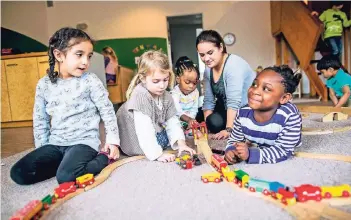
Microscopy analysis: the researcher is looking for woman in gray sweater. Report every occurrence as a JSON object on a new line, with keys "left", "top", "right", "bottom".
{"left": 196, "top": 30, "right": 255, "bottom": 140}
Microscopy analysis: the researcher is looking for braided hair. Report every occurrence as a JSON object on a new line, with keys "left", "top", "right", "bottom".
{"left": 263, "top": 65, "right": 302, "bottom": 94}
{"left": 47, "top": 27, "right": 94, "bottom": 83}
{"left": 174, "top": 56, "right": 200, "bottom": 79}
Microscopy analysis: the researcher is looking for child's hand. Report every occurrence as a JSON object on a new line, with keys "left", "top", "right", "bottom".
{"left": 157, "top": 153, "right": 176, "bottom": 163}
{"left": 103, "top": 144, "right": 120, "bottom": 160}
{"left": 177, "top": 140, "right": 196, "bottom": 157}
{"left": 224, "top": 149, "right": 238, "bottom": 164}
{"left": 236, "top": 142, "right": 249, "bottom": 161}
{"left": 187, "top": 119, "right": 198, "bottom": 129}
{"left": 311, "top": 11, "right": 319, "bottom": 16}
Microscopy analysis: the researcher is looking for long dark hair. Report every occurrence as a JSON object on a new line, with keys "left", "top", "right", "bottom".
{"left": 196, "top": 30, "right": 227, "bottom": 53}
{"left": 48, "top": 27, "right": 94, "bottom": 83}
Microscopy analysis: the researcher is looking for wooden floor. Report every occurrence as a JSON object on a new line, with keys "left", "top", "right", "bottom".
{"left": 1, "top": 126, "right": 34, "bottom": 158}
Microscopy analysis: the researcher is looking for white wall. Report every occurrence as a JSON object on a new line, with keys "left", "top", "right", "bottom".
{"left": 2, "top": 1, "right": 275, "bottom": 69}
{"left": 213, "top": 1, "right": 275, "bottom": 69}
{"left": 1, "top": 1, "right": 49, "bottom": 44}
{"left": 45, "top": 1, "right": 233, "bottom": 39}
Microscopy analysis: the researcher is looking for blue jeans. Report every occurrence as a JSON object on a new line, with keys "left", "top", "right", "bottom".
{"left": 326, "top": 36, "right": 342, "bottom": 59}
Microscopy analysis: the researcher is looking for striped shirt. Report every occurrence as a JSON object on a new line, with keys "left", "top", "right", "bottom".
{"left": 225, "top": 102, "right": 302, "bottom": 164}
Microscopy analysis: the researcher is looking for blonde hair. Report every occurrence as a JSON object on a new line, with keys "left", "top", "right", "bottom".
{"left": 126, "top": 50, "right": 174, "bottom": 100}
{"left": 102, "top": 46, "right": 118, "bottom": 62}
{"left": 102, "top": 46, "right": 119, "bottom": 77}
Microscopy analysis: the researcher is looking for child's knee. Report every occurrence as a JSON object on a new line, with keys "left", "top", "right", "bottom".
{"left": 10, "top": 165, "right": 30, "bottom": 185}
{"left": 206, "top": 113, "right": 225, "bottom": 133}
{"left": 56, "top": 170, "right": 75, "bottom": 184}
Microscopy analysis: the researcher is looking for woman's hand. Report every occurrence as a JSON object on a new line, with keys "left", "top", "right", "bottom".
{"left": 212, "top": 130, "right": 230, "bottom": 140}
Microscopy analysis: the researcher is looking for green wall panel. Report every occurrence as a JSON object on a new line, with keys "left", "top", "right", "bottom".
{"left": 1, "top": 27, "right": 48, "bottom": 53}
{"left": 94, "top": 38, "right": 168, "bottom": 70}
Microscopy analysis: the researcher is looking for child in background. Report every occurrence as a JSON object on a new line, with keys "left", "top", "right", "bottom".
{"left": 11, "top": 27, "right": 120, "bottom": 185}
{"left": 225, "top": 65, "right": 302, "bottom": 164}
{"left": 170, "top": 56, "right": 200, "bottom": 132}
{"left": 116, "top": 50, "right": 195, "bottom": 163}
{"left": 255, "top": 66, "right": 263, "bottom": 75}
{"left": 102, "top": 46, "right": 119, "bottom": 85}
{"left": 312, "top": 2, "right": 351, "bottom": 59}
{"left": 317, "top": 55, "right": 351, "bottom": 107}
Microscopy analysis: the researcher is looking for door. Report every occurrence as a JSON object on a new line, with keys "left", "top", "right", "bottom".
{"left": 1, "top": 60, "right": 12, "bottom": 122}
{"left": 5, "top": 57, "right": 40, "bottom": 121}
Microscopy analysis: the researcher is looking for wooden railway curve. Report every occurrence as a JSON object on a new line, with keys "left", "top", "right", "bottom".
{"left": 194, "top": 136, "right": 351, "bottom": 220}
{"left": 41, "top": 156, "right": 146, "bottom": 219}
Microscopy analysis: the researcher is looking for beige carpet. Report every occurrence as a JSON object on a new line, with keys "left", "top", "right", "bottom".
{"left": 1, "top": 113, "right": 351, "bottom": 220}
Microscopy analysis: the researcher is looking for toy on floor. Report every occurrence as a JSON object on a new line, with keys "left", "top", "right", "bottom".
{"left": 294, "top": 184, "right": 322, "bottom": 202}
{"left": 193, "top": 154, "right": 202, "bottom": 166}
{"left": 276, "top": 188, "right": 297, "bottom": 206}
{"left": 191, "top": 121, "right": 208, "bottom": 140}
{"left": 54, "top": 182, "right": 77, "bottom": 199}
{"left": 41, "top": 194, "right": 56, "bottom": 210}
{"left": 233, "top": 169, "right": 250, "bottom": 188}
{"left": 211, "top": 154, "right": 228, "bottom": 172}
{"left": 176, "top": 154, "right": 202, "bottom": 169}
{"left": 10, "top": 200, "right": 43, "bottom": 220}
{"left": 10, "top": 157, "right": 148, "bottom": 220}
{"left": 76, "top": 173, "right": 95, "bottom": 188}
{"left": 180, "top": 159, "right": 193, "bottom": 169}
{"left": 200, "top": 153, "right": 350, "bottom": 206}
{"left": 321, "top": 184, "right": 351, "bottom": 198}
{"left": 248, "top": 178, "right": 271, "bottom": 196}
{"left": 322, "top": 112, "right": 348, "bottom": 122}
{"left": 222, "top": 167, "right": 236, "bottom": 182}
{"left": 201, "top": 171, "right": 223, "bottom": 183}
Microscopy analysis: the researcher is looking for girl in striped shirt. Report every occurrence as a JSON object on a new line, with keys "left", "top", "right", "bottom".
{"left": 225, "top": 65, "right": 302, "bottom": 164}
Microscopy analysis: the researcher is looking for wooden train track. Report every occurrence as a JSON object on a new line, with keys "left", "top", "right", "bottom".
{"left": 194, "top": 137, "right": 351, "bottom": 219}
{"left": 302, "top": 126, "right": 351, "bottom": 135}
{"left": 295, "top": 152, "right": 351, "bottom": 163}
{"left": 41, "top": 156, "right": 146, "bottom": 219}
{"left": 38, "top": 137, "right": 350, "bottom": 219}
{"left": 297, "top": 106, "right": 351, "bottom": 116}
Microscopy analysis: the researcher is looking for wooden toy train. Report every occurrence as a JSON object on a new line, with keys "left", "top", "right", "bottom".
{"left": 201, "top": 154, "right": 351, "bottom": 206}
{"left": 10, "top": 173, "right": 95, "bottom": 220}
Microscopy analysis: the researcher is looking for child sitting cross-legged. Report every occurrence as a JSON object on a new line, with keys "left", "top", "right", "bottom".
{"left": 225, "top": 65, "right": 302, "bottom": 164}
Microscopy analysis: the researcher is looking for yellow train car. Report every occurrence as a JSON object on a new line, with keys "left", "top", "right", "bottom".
{"left": 321, "top": 184, "right": 351, "bottom": 198}
{"left": 201, "top": 172, "right": 222, "bottom": 183}
{"left": 221, "top": 167, "right": 236, "bottom": 182}
{"left": 76, "top": 173, "right": 95, "bottom": 188}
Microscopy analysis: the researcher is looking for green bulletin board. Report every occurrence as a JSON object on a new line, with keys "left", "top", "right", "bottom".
{"left": 94, "top": 38, "right": 168, "bottom": 70}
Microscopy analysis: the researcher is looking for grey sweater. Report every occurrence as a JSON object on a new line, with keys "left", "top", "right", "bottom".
{"left": 203, "top": 54, "right": 256, "bottom": 111}
{"left": 33, "top": 72, "right": 120, "bottom": 151}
